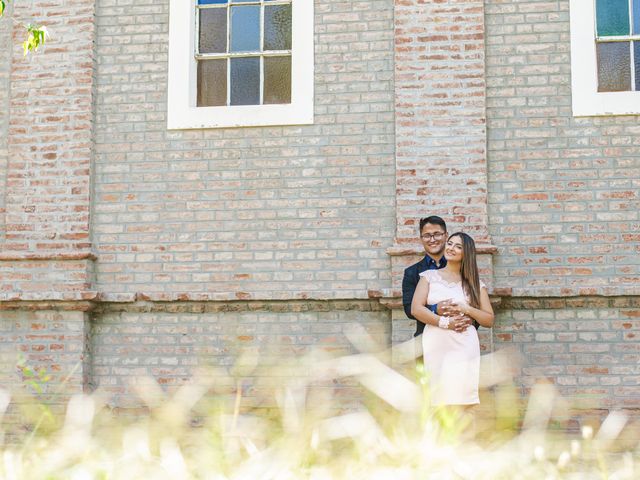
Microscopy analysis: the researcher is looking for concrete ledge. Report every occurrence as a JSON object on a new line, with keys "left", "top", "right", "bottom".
{"left": 386, "top": 244, "right": 498, "bottom": 256}
{"left": 0, "top": 252, "right": 97, "bottom": 261}
{"left": 0, "top": 291, "right": 99, "bottom": 302}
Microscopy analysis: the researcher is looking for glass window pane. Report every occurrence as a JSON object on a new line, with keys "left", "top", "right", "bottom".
{"left": 230, "top": 57, "right": 260, "bottom": 105}
{"left": 634, "top": 0, "right": 640, "bottom": 34}
{"left": 197, "top": 59, "right": 227, "bottom": 107}
{"left": 264, "top": 56, "right": 292, "bottom": 104}
{"left": 199, "top": 8, "right": 227, "bottom": 54}
{"left": 230, "top": 6, "right": 260, "bottom": 52}
{"left": 597, "top": 41, "right": 631, "bottom": 92}
{"left": 264, "top": 4, "right": 292, "bottom": 51}
{"left": 263, "top": 57, "right": 291, "bottom": 104}
{"left": 198, "top": 0, "right": 227, "bottom": 4}
{"left": 596, "top": 0, "right": 630, "bottom": 36}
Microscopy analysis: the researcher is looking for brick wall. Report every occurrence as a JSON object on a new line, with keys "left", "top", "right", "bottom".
{"left": 91, "top": 300, "right": 389, "bottom": 409}
{"left": 485, "top": 0, "right": 640, "bottom": 297}
{"left": 0, "top": 1, "right": 12, "bottom": 243}
{"left": 0, "top": 0, "right": 96, "bottom": 300}
{"left": 0, "top": 0, "right": 639, "bottom": 416}
{"left": 394, "top": 0, "right": 490, "bottom": 245}
{"left": 0, "top": 309, "right": 90, "bottom": 403}
{"left": 92, "top": 0, "right": 396, "bottom": 301}
{"left": 494, "top": 297, "right": 640, "bottom": 409}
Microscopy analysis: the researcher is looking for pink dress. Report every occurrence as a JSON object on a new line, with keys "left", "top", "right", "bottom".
{"left": 419, "top": 269, "right": 483, "bottom": 406}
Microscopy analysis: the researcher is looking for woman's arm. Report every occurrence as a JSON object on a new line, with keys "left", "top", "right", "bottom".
{"left": 457, "top": 286, "right": 494, "bottom": 328}
{"left": 411, "top": 277, "right": 441, "bottom": 327}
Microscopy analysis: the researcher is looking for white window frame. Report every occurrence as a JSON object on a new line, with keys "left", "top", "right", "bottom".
{"left": 167, "top": 0, "right": 314, "bottom": 129}
{"left": 570, "top": 0, "right": 640, "bottom": 116}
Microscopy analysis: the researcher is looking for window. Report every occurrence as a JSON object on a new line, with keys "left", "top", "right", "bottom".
{"left": 168, "top": 0, "right": 314, "bottom": 129}
{"left": 570, "top": 0, "right": 640, "bottom": 115}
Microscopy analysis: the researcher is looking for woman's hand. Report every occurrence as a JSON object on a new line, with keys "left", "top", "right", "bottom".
{"left": 437, "top": 299, "right": 469, "bottom": 316}
{"left": 448, "top": 301, "right": 470, "bottom": 316}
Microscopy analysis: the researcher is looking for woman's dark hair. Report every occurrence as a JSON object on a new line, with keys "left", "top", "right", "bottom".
{"left": 449, "top": 232, "right": 481, "bottom": 309}
{"left": 419, "top": 215, "right": 446, "bottom": 232}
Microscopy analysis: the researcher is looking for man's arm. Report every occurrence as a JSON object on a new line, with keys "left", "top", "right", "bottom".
{"left": 403, "top": 265, "right": 438, "bottom": 319}
{"left": 402, "top": 267, "right": 417, "bottom": 320}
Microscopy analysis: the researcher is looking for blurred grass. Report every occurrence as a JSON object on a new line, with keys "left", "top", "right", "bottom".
{"left": 0, "top": 332, "right": 638, "bottom": 479}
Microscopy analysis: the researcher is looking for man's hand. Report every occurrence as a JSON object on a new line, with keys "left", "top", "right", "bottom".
{"left": 449, "top": 314, "right": 473, "bottom": 332}
{"left": 437, "top": 300, "right": 473, "bottom": 332}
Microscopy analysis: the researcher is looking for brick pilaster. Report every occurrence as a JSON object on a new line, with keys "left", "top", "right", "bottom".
{"left": 394, "top": 0, "right": 490, "bottom": 245}
{"left": 0, "top": 0, "right": 97, "bottom": 405}
{"left": 388, "top": 0, "right": 495, "bottom": 340}
{"left": 1, "top": 0, "right": 97, "bottom": 300}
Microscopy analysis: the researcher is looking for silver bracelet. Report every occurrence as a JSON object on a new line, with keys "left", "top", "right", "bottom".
{"left": 438, "top": 316, "right": 450, "bottom": 329}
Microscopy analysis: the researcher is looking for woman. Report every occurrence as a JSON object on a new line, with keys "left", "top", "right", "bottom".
{"left": 411, "top": 232, "right": 494, "bottom": 406}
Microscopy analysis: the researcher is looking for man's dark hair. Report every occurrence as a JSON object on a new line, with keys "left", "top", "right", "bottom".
{"left": 419, "top": 215, "right": 446, "bottom": 232}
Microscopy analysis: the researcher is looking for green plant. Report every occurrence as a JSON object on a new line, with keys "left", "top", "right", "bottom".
{"left": 0, "top": 345, "right": 637, "bottom": 479}
{"left": 0, "top": 0, "right": 48, "bottom": 55}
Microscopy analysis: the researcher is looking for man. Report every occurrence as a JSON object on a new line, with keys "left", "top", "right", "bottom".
{"left": 402, "top": 216, "right": 448, "bottom": 337}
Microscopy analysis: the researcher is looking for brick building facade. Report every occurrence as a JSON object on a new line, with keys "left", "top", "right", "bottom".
{"left": 0, "top": 0, "right": 639, "bottom": 413}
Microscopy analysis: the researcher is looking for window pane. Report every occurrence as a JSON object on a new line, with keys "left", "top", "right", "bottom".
{"left": 264, "top": 4, "right": 292, "bottom": 51}
{"left": 198, "top": 0, "right": 227, "bottom": 4}
{"left": 197, "top": 59, "right": 227, "bottom": 107}
{"left": 596, "top": 0, "right": 630, "bottom": 36}
{"left": 199, "top": 8, "right": 227, "bottom": 54}
{"left": 230, "top": 6, "right": 260, "bottom": 52}
{"left": 264, "top": 56, "right": 292, "bottom": 104}
{"left": 597, "top": 41, "right": 631, "bottom": 91}
{"left": 634, "top": 0, "right": 640, "bottom": 34}
{"left": 230, "top": 57, "right": 260, "bottom": 105}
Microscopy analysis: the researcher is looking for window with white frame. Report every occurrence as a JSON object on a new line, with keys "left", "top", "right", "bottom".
{"left": 571, "top": 0, "right": 640, "bottom": 115}
{"left": 168, "top": 0, "right": 314, "bottom": 129}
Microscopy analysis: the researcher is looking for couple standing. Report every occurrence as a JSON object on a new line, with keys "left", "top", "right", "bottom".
{"left": 402, "top": 216, "right": 494, "bottom": 407}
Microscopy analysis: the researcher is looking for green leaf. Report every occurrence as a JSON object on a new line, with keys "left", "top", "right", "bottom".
{"left": 22, "top": 24, "right": 48, "bottom": 56}
{"left": 0, "top": 1, "right": 5, "bottom": 18}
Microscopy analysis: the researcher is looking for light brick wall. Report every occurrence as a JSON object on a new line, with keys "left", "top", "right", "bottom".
{"left": 494, "top": 297, "right": 640, "bottom": 408}
{"left": 92, "top": 0, "right": 396, "bottom": 301}
{"left": 0, "top": 309, "right": 90, "bottom": 402}
{"left": 485, "top": 0, "right": 640, "bottom": 297}
{"left": 91, "top": 300, "right": 389, "bottom": 408}
{"left": 1, "top": 0, "right": 639, "bottom": 416}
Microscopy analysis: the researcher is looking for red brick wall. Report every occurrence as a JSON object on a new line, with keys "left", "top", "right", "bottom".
{"left": 1, "top": 0, "right": 96, "bottom": 300}
{"left": 394, "top": 0, "right": 490, "bottom": 245}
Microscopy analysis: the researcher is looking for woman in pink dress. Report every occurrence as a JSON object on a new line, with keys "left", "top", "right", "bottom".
{"left": 411, "top": 232, "right": 495, "bottom": 406}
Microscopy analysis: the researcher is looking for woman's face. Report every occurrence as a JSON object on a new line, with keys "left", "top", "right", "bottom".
{"left": 444, "top": 236, "right": 464, "bottom": 262}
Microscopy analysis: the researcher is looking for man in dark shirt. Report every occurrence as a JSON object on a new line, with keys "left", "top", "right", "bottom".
{"left": 402, "top": 216, "right": 448, "bottom": 337}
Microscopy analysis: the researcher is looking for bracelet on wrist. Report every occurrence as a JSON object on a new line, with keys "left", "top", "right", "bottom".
{"left": 438, "top": 316, "right": 450, "bottom": 329}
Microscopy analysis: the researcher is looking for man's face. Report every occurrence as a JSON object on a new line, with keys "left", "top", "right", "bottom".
{"left": 420, "top": 223, "right": 447, "bottom": 258}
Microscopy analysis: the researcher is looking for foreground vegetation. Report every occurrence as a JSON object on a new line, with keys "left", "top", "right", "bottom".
{"left": 1, "top": 339, "right": 638, "bottom": 479}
